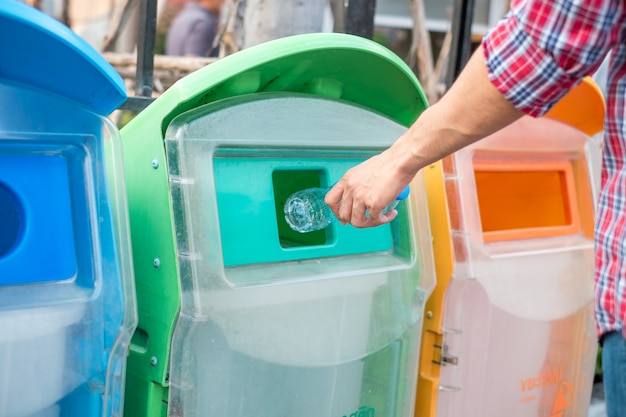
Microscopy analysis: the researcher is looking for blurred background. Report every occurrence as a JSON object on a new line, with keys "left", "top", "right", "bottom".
{"left": 18, "top": 0, "right": 511, "bottom": 107}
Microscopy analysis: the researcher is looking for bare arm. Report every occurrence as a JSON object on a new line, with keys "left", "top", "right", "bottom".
{"left": 325, "top": 44, "right": 524, "bottom": 228}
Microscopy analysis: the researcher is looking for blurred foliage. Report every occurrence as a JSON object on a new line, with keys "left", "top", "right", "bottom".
{"left": 117, "top": 110, "right": 139, "bottom": 130}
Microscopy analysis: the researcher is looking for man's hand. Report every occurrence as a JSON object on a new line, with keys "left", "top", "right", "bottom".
{"left": 325, "top": 144, "right": 417, "bottom": 228}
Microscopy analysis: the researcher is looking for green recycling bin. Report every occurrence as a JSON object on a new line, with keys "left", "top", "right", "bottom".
{"left": 120, "top": 33, "right": 435, "bottom": 417}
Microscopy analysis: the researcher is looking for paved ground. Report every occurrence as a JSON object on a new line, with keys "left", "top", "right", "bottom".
{"left": 589, "top": 382, "right": 607, "bottom": 417}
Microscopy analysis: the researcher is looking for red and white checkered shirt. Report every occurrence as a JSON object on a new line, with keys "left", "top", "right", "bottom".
{"left": 482, "top": 0, "right": 626, "bottom": 339}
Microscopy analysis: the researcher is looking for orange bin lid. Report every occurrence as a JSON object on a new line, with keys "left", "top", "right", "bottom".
{"left": 545, "top": 77, "right": 605, "bottom": 136}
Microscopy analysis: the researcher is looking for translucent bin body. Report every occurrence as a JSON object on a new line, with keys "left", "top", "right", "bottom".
{"left": 165, "top": 93, "right": 436, "bottom": 417}
{"left": 0, "top": 304, "right": 83, "bottom": 417}
{"left": 0, "top": 80, "right": 136, "bottom": 417}
{"left": 436, "top": 116, "right": 598, "bottom": 417}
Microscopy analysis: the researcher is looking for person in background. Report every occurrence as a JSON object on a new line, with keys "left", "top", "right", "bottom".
{"left": 165, "top": 0, "right": 223, "bottom": 57}
{"left": 325, "top": 1, "right": 626, "bottom": 416}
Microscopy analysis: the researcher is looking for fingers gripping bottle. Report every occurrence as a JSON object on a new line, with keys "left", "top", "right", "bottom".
{"left": 284, "top": 185, "right": 410, "bottom": 233}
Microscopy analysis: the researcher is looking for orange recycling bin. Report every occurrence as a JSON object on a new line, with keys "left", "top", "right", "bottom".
{"left": 414, "top": 77, "right": 605, "bottom": 417}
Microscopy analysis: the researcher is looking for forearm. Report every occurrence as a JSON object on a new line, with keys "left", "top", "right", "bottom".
{"left": 325, "top": 45, "right": 523, "bottom": 227}
{"left": 390, "top": 44, "right": 524, "bottom": 177}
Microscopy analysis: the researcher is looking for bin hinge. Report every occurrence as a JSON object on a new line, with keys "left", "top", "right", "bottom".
{"left": 431, "top": 343, "right": 458, "bottom": 366}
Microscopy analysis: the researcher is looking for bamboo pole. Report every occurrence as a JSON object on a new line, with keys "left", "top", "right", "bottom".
{"left": 407, "top": 0, "right": 437, "bottom": 104}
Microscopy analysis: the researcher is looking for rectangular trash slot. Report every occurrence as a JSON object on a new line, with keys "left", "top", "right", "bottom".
{"left": 473, "top": 160, "right": 581, "bottom": 243}
{"left": 0, "top": 153, "right": 77, "bottom": 285}
{"left": 213, "top": 150, "right": 394, "bottom": 270}
{"left": 272, "top": 169, "right": 332, "bottom": 248}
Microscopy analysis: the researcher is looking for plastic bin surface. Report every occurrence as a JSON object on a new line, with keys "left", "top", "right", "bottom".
{"left": 165, "top": 91, "right": 435, "bottom": 417}
{"left": 0, "top": 3, "right": 136, "bottom": 417}
{"left": 432, "top": 81, "right": 603, "bottom": 417}
{"left": 0, "top": 1, "right": 125, "bottom": 114}
{"left": 119, "top": 32, "right": 435, "bottom": 417}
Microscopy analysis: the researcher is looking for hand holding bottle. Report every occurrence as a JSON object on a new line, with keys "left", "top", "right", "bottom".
{"left": 284, "top": 185, "right": 410, "bottom": 233}
{"left": 324, "top": 142, "right": 421, "bottom": 228}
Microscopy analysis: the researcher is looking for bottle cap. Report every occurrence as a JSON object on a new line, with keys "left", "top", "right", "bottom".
{"left": 395, "top": 185, "right": 410, "bottom": 201}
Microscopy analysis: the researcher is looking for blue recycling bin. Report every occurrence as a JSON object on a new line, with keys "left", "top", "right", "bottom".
{"left": 0, "top": 2, "right": 136, "bottom": 416}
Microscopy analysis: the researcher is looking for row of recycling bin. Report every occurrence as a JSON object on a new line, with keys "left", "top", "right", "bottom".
{"left": 0, "top": 2, "right": 605, "bottom": 417}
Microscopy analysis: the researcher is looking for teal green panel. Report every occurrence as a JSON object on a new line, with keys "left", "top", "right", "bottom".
{"left": 213, "top": 155, "right": 397, "bottom": 267}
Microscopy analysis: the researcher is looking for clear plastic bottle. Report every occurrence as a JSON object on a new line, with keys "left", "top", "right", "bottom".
{"left": 284, "top": 186, "right": 410, "bottom": 233}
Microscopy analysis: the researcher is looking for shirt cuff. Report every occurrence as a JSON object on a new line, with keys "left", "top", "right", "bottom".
{"left": 482, "top": 13, "right": 580, "bottom": 118}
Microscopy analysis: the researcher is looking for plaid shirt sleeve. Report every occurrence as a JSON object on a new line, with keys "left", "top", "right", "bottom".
{"left": 482, "top": 0, "right": 623, "bottom": 117}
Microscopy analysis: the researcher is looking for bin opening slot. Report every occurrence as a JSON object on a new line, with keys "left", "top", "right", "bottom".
{"left": 272, "top": 169, "right": 333, "bottom": 248}
{"left": 0, "top": 182, "right": 23, "bottom": 258}
{"left": 0, "top": 153, "right": 77, "bottom": 285}
{"left": 473, "top": 161, "right": 580, "bottom": 243}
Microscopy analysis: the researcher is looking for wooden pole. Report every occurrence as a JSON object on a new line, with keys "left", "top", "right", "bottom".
{"left": 407, "top": 0, "right": 436, "bottom": 103}
{"left": 218, "top": 0, "right": 327, "bottom": 53}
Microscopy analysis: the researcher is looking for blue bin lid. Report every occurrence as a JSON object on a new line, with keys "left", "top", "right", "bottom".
{"left": 0, "top": 1, "right": 126, "bottom": 115}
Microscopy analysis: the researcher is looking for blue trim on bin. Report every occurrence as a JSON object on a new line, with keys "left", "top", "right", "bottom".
{"left": 0, "top": 1, "right": 126, "bottom": 115}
